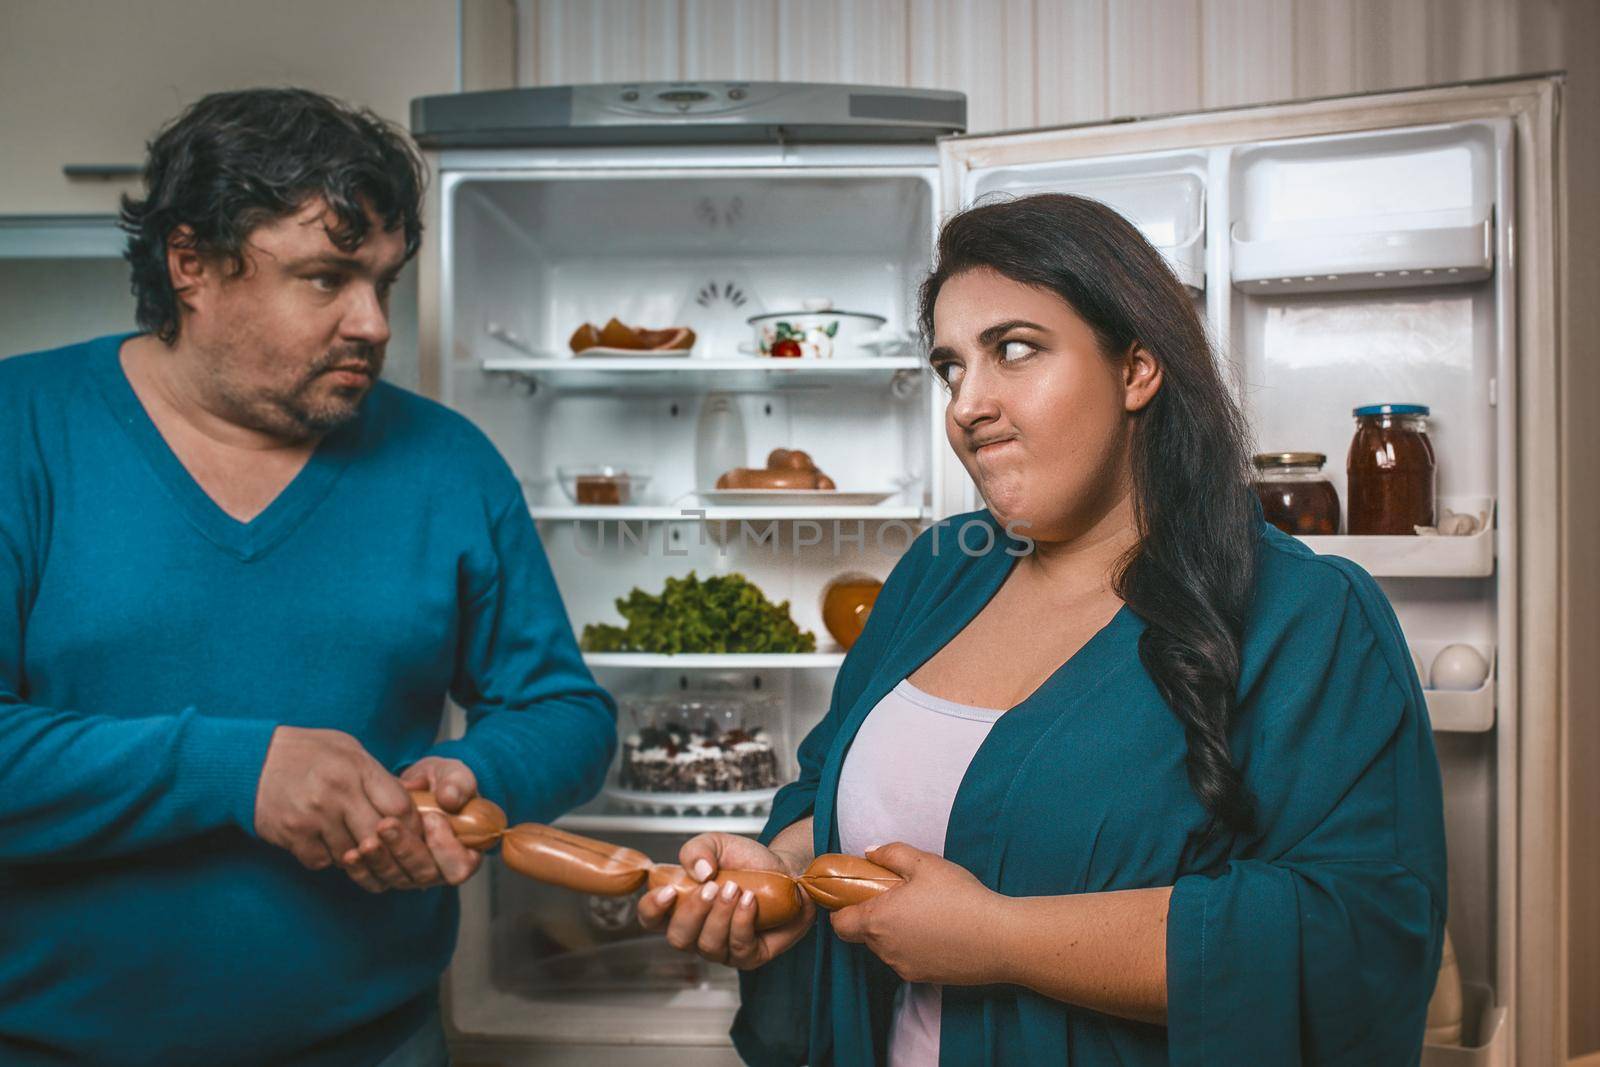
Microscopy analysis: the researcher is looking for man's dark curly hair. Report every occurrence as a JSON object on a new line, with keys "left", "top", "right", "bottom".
{"left": 119, "top": 87, "right": 426, "bottom": 343}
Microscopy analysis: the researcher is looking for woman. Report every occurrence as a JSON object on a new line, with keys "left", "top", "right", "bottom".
{"left": 638, "top": 194, "right": 1447, "bottom": 1065}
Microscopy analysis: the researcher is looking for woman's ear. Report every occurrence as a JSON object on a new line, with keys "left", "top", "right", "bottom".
{"left": 1123, "top": 344, "right": 1163, "bottom": 413}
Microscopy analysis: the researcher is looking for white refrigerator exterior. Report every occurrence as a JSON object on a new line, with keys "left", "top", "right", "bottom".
{"left": 421, "top": 77, "right": 1561, "bottom": 1066}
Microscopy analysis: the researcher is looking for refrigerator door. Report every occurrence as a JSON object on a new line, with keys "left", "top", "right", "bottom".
{"left": 936, "top": 79, "right": 1558, "bottom": 1067}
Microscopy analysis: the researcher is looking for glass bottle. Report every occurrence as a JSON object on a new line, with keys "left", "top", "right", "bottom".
{"left": 1346, "top": 404, "right": 1436, "bottom": 535}
{"left": 1252, "top": 452, "right": 1341, "bottom": 535}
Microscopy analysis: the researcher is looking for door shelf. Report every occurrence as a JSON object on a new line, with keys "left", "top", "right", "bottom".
{"left": 554, "top": 811, "right": 767, "bottom": 836}
{"left": 481, "top": 356, "right": 926, "bottom": 394}
{"left": 1414, "top": 641, "right": 1495, "bottom": 733}
{"left": 584, "top": 652, "right": 846, "bottom": 670}
{"left": 1422, "top": 982, "right": 1507, "bottom": 1067}
{"left": 1160, "top": 227, "right": 1206, "bottom": 294}
{"left": 1424, "top": 683, "right": 1495, "bottom": 733}
{"left": 1296, "top": 499, "right": 1495, "bottom": 578}
{"left": 1231, "top": 216, "right": 1492, "bottom": 294}
{"left": 532, "top": 504, "right": 924, "bottom": 522}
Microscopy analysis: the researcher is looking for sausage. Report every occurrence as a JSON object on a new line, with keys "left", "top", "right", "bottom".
{"left": 408, "top": 790, "right": 506, "bottom": 850}
{"left": 768, "top": 448, "right": 815, "bottom": 471}
{"left": 798, "top": 853, "right": 903, "bottom": 909}
{"left": 499, "top": 823, "right": 653, "bottom": 895}
{"left": 648, "top": 864, "right": 805, "bottom": 931}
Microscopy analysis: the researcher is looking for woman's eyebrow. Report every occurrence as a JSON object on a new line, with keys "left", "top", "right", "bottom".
{"left": 928, "top": 319, "right": 1050, "bottom": 363}
{"left": 976, "top": 319, "right": 1048, "bottom": 345}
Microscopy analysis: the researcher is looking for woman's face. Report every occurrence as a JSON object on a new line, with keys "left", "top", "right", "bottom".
{"left": 929, "top": 267, "right": 1161, "bottom": 542}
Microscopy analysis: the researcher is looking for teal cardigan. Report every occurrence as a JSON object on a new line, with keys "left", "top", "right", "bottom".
{"left": 733, "top": 510, "right": 1446, "bottom": 1066}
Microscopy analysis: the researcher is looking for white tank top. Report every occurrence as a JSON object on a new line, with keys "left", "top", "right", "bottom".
{"left": 836, "top": 679, "right": 1005, "bottom": 1067}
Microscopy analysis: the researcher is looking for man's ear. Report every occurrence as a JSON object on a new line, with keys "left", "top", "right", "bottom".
{"left": 165, "top": 226, "right": 210, "bottom": 319}
{"left": 1124, "top": 344, "right": 1163, "bottom": 413}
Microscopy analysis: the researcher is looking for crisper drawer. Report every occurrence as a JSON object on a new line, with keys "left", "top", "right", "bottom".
{"left": 446, "top": 830, "right": 747, "bottom": 1051}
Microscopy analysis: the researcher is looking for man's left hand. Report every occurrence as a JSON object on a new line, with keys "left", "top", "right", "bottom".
{"left": 337, "top": 756, "right": 483, "bottom": 890}
{"left": 828, "top": 843, "right": 1009, "bottom": 986}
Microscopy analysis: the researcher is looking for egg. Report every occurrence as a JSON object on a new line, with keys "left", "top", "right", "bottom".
{"left": 1410, "top": 647, "right": 1427, "bottom": 685}
{"left": 1430, "top": 644, "right": 1490, "bottom": 691}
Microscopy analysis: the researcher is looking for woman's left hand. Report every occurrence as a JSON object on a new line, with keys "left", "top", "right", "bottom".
{"left": 828, "top": 842, "right": 1010, "bottom": 986}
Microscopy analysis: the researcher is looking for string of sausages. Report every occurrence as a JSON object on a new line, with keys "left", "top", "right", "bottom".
{"left": 411, "top": 790, "right": 903, "bottom": 930}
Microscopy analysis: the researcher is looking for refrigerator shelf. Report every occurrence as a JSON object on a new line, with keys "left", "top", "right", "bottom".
{"left": 531, "top": 504, "right": 924, "bottom": 522}
{"left": 584, "top": 652, "right": 846, "bottom": 669}
{"left": 481, "top": 356, "right": 926, "bottom": 394}
{"left": 555, "top": 811, "right": 767, "bottom": 835}
{"left": 1422, "top": 982, "right": 1508, "bottom": 1066}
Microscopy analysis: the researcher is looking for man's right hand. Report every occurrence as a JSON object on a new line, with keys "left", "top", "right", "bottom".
{"left": 253, "top": 726, "right": 437, "bottom": 892}
{"left": 637, "top": 832, "right": 815, "bottom": 970}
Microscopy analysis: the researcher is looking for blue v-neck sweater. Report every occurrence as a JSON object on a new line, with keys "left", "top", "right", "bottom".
{"left": 0, "top": 334, "right": 617, "bottom": 1066}
{"left": 734, "top": 509, "right": 1447, "bottom": 1066}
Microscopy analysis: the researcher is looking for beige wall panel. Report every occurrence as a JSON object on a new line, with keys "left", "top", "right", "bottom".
{"left": 1352, "top": 0, "right": 1430, "bottom": 90}
{"left": 682, "top": 0, "right": 780, "bottom": 80}
{"left": 777, "top": 0, "right": 910, "bottom": 87}
{"left": 0, "top": 0, "right": 457, "bottom": 215}
{"left": 528, "top": 0, "right": 682, "bottom": 84}
{"left": 1562, "top": 0, "right": 1600, "bottom": 1055}
{"left": 1425, "top": 0, "right": 1518, "bottom": 83}
{"left": 1033, "top": 0, "right": 1109, "bottom": 126}
{"left": 462, "top": 0, "right": 516, "bottom": 92}
{"left": 908, "top": 0, "right": 1035, "bottom": 132}
{"left": 1512, "top": 0, "right": 1566, "bottom": 74}
{"left": 1106, "top": 0, "right": 1203, "bottom": 117}
{"left": 1201, "top": 0, "right": 1294, "bottom": 107}
{"left": 1290, "top": 0, "right": 1360, "bottom": 98}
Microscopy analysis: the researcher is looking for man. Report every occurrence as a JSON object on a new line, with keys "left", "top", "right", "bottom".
{"left": 0, "top": 89, "right": 616, "bottom": 1065}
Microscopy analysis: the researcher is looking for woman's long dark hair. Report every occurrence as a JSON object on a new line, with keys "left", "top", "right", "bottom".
{"left": 919, "top": 194, "right": 1258, "bottom": 840}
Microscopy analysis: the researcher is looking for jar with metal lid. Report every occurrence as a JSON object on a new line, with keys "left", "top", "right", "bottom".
{"left": 1252, "top": 452, "right": 1341, "bottom": 535}
{"left": 1346, "top": 403, "right": 1436, "bottom": 535}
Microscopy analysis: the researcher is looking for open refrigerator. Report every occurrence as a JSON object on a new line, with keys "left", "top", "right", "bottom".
{"left": 412, "top": 77, "right": 1559, "bottom": 1065}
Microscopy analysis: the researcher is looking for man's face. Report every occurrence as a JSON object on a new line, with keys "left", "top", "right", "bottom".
{"left": 178, "top": 198, "right": 408, "bottom": 440}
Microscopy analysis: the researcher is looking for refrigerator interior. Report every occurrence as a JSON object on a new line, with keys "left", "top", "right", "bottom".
{"left": 948, "top": 115, "right": 1514, "bottom": 1063}
{"left": 440, "top": 161, "right": 942, "bottom": 1043}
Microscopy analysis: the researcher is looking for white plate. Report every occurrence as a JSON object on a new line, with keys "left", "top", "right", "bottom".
{"left": 697, "top": 488, "right": 896, "bottom": 506}
{"left": 603, "top": 783, "right": 779, "bottom": 816}
{"left": 572, "top": 346, "right": 695, "bottom": 359}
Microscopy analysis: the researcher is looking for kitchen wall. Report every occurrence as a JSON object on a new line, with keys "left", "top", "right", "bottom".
{"left": 457, "top": 1, "right": 1596, "bottom": 1061}
{"left": 0, "top": 0, "right": 455, "bottom": 386}
{"left": 461, "top": 0, "right": 1566, "bottom": 130}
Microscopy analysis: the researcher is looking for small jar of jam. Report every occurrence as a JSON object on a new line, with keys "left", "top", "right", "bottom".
{"left": 1346, "top": 404, "right": 1436, "bottom": 535}
{"left": 1252, "top": 452, "right": 1341, "bottom": 535}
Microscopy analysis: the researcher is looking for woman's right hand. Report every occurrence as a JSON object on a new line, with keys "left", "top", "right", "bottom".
{"left": 637, "top": 832, "right": 816, "bottom": 970}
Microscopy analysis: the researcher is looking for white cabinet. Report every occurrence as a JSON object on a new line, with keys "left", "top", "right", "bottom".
{"left": 0, "top": 0, "right": 457, "bottom": 216}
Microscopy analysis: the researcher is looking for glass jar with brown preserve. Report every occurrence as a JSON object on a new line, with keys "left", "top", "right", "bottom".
{"left": 1252, "top": 452, "right": 1341, "bottom": 535}
{"left": 1346, "top": 404, "right": 1436, "bottom": 535}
